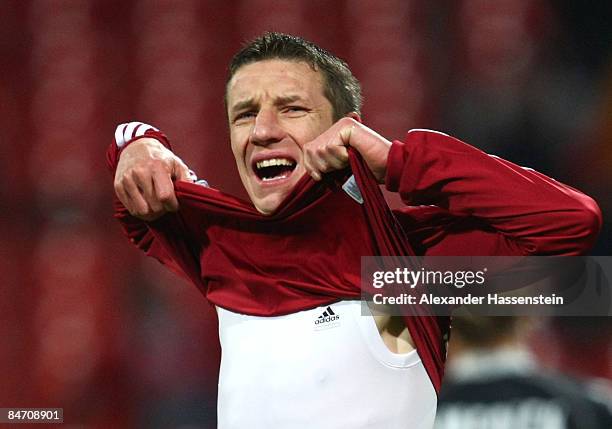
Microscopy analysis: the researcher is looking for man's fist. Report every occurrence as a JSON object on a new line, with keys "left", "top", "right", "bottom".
{"left": 303, "top": 117, "right": 392, "bottom": 183}
{"left": 114, "top": 138, "right": 191, "bottom": 221}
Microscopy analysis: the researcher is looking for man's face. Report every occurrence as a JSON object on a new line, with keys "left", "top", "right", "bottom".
{"left": 226, "top": 59, "right": 335, "bottom": 214}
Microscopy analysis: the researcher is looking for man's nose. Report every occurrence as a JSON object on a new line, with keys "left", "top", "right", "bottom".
{"left": 250, "top": 109, "right": 284, "bottom": 146}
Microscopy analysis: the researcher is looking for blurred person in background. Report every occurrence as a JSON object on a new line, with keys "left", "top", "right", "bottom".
{"left": 435, "top": 316, "right": 612, "bottom": 429}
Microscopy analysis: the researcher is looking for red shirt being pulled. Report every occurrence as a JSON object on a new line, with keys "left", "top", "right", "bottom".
{"left": 107, "top": 128, "right": 601, "bottom": 393}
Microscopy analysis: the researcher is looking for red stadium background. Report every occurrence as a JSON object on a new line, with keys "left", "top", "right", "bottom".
{"left": 1, "top": 1, "right": 611, "bottom": 427}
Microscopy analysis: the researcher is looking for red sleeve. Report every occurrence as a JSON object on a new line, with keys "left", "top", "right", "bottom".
{"left": 107, "top": 126, "right": 204, "bottom": 287}
{"left": 386, "top": 129, "right": 602, "bottom": 256}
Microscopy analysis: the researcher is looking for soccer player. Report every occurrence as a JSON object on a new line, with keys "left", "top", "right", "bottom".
{"left": 108, "top": 33, "right": 601, "bottom": 428}
{"left": 435, "top": 316, "right": 612, "bottom": 428}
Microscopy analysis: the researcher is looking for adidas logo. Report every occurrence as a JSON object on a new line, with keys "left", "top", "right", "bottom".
{"left": 314, "top": 306, "right": 341, "bottom": 330}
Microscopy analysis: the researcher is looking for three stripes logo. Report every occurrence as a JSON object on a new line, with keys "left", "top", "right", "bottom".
{"left": 314, "top": 306, "right": 341, "bottom": 331}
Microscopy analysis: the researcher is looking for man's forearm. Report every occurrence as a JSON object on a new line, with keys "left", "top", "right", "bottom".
{"left": 106, "top": 122, "right": 172, "bottom": 172}
{"left": 386, "top": 129, "right": 602, "bottom": 255}
{"left": 108, "top": 122, "right": 203, "bottom": 285}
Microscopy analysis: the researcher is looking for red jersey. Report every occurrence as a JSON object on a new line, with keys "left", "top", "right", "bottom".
{"left": 107, "top": 126, "right": 601, "bottom": 393}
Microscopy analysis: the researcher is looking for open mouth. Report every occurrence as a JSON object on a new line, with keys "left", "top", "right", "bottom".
{"left": 253, "top": 157, "right": 297, "bottom": 182}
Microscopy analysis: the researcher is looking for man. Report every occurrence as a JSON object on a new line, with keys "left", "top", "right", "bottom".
{"left": 109, "top": 33, "right": 601, "bottom": 428}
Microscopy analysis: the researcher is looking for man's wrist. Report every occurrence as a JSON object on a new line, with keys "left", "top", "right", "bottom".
{"left": 119, "top": 137, "right": 166, "bottom": 158}
{"left": 114, "top": 121, "right": 172, "bottom": 156}
{"left": 349, "top": 122, "right": 392, "bottom": 183}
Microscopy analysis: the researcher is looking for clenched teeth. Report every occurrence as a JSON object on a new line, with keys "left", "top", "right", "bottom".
{"left": 256, "top": 158, "right": 295, "bottom": 169}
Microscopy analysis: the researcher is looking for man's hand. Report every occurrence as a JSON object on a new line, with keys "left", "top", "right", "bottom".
{"left": 303, "top": 117, "right": 392, "bottom": 183}
{"left": 114, "top": 138, "right": 191, "bottom": 221}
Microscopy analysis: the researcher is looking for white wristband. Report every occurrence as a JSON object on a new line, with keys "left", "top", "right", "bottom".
{"left": 114, "top": 121, "right": 159, "bottom": 148}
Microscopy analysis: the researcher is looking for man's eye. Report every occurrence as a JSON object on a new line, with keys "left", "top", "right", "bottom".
{"left": 285, "top": 106, "right": 308, "bottom": 114}
{"left": 234, "top": 112, "right": 256, "bottom": 122}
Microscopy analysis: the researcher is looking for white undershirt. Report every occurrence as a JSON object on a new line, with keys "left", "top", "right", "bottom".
{"left": 216, "top": 300, "right": 437, "bottom": 429}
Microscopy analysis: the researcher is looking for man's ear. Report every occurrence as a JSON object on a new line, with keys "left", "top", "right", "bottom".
{"left": 346, "top": 112, "right": 362, "bottom": 123}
